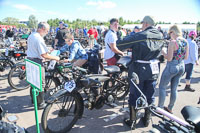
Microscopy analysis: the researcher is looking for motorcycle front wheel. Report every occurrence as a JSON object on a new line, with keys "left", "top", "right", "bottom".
{"left": 41, "top": 91, "right": 83, "bottom": 133}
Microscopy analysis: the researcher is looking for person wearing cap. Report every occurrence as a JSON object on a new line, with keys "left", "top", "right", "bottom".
{"left": 116, "top": 15, "right": 164, "bottom": 129}
{"left": 183, "top": 31, "right": 198, "bottom": 92}
{"left": 55, "top": 21, "right": 64, "bottom": 33}
{"left": 54, "top": 21, "right": 69, "bottom": 49}
{"left": 130, "top": 26, "right": 140, "bottom": 36}
{"left": 83, "top": 26, "right": 88, "bottom": 38}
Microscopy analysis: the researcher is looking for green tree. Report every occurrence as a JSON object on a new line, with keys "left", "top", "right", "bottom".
{"left": 134, "top": 20, "right": 141, "bottom": 24}
{"left": 197, "top": 21, "right": 200, "bottom": 31}
{"left": 28, "top": 15, "right": 38, "bottom": 28}
{"left": 119, "top": 17, "right": 124, "bottom": 26}
{"left": 2, "top": 17, "right": 19, "bottom": 25}
{"left": 182, "top": 21, "right": 190, "bottom": 24}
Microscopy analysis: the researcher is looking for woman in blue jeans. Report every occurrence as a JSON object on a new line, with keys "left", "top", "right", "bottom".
{"left": 158, "top": 25, "right": 189, "bottom": 113}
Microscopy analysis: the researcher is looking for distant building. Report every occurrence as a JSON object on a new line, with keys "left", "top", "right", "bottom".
{"left": 19, "top": 20, "right": 28, "bottom": 26}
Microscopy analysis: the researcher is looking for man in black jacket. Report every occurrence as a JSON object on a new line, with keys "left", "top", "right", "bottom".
{"left": 54, "top": 22, "right": 69, "bottom": 49}
{"left": 117, "top": 15, "right": 164, "bottom": 129}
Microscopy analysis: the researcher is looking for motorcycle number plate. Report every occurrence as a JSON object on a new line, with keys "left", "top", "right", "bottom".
{"left": 64, "top": 80, "right": 76, "bottom": 92}
{"left": 150, "top": 59, "right": 159, "bottom": 74}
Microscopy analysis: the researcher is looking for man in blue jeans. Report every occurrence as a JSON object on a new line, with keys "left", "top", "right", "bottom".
{"left": 117, "top": 16, "right": 164, "bottom": 129}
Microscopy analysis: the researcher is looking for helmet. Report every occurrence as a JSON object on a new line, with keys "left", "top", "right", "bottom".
{"left": 189, "top": 31, "right": 197, "bottom": 37}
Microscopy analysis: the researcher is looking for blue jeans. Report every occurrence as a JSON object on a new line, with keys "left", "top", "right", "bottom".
{"left": 185, "top": 63, "right": 194, "bottom": 80}
{"left": 158, "top": 60, "right": 185, "bottom": 111}
{"left": 129, "top": 79, "right": 157, "bottom": 107}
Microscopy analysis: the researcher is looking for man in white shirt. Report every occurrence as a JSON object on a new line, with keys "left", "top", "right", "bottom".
{"left": 104, "top": 18, "right": 124, "bottom": 66}
{"left": 27, "top": 22, "right": 60, "bottom": 109}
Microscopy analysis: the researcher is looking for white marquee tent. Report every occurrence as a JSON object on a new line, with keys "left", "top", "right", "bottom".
{"left": 122, "top": 24, "right": 197, "bottom": 32}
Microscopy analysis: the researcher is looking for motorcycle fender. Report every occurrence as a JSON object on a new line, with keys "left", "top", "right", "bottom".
{"left": 46, "top": 89, "right": 68, "bottom": 104}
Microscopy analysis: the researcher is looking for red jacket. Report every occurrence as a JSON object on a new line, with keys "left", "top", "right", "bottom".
{"left": 87, "top": 28, "right": 98, "bottom": 40}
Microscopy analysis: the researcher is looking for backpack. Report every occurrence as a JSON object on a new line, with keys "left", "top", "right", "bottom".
{"left": 85, "top": 45, "right": 102, "bottom": 74}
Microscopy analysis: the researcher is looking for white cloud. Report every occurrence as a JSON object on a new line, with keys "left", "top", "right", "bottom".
{"left": 86, "top": 1, "right": 116, "bottom": 9}
{"left": 13, "top": 4, "right": 36, "bottom": 12}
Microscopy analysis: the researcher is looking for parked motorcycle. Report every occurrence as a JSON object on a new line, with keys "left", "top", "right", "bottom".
{"left": 41, "top": 63, "right": 128, "bottom": 133}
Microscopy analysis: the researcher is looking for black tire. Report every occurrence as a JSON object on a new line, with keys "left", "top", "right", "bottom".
{"left": 41, "top": 91, "right": 83, "bottom": 133}
{"left": 0, "top": 60, "right": 14, "bottom": 80}
{"left": 103, "top": 71, "right": 129, "bottom": 100}
{"left": 30, "top": 76, "right": 61, "bottom": 103}
{"left": 115, "top": 72, "right": 129, "bottom": 100}
{"left": 8, "top": 63, "right": 30, "bottom": 90}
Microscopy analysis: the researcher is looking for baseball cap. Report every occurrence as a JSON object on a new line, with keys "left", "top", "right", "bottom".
{"left": 141, "top": 15, "right": 156, "bottom": 26}
{"left": 59, "top": 21, "right": 64, "bottom": 24}
{"left": 134, "top": 26, "right": 140, "bottom": 29}
{"left": 189, "top": 31, "right": 197, "bottom": 37}
{"left": 63, "top": 24, "right": 68, "bottom": 28}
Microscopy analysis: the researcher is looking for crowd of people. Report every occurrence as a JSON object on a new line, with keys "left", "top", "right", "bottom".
{"left": 0, "top": 16, "right": 199, "bottom": 130}
{"left": 103, "top": 16, "right": 199, "bottom": 129}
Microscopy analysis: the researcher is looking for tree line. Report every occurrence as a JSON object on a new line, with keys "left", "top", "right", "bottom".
{"left": 0, "top": 15, "right": 200, "bottom": 31}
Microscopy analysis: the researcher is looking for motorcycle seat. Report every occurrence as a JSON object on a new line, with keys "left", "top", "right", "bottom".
{"left": 116, "top": 56, "right": 132, "bottom": 68}
{"left": 104, "top": 65, "right": 120, "bottom": 74}
{"left": 181, "top": 106, "right": 200, "bottom": 130}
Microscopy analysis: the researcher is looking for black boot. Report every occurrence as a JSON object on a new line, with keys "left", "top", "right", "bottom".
{"left": 184, "top": 85, "right": 195, "bottom": 92}
{"left": 124, "top": 106, "right": 137, "bottom": 130}
{"left": 37, "top": 91, "right": 46, "bottom": 110}
{"left": 142, "top": 108, "right": 151, "bottom": 127}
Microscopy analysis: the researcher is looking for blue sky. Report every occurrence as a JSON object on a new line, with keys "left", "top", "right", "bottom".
{"left": 0, "top": 0, "right": 199, "bottom": 23}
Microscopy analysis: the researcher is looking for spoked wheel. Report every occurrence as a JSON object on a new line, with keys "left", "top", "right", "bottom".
{"left": 0, "top": 60, "right": 13, "bottom": 80}
{"left": 8, "top": 63, "right": 30, "bottom": 90}
{"left": 103, "top": 71, "right": 129, "bottom": 100}
{"left": 41, "top": 92, "right": 83, "bottom": 133}
{"left": 30, "top": 76, "right": 60, "bottom": 103}
{"left": 44, "top": 76, "right": 61, "bottom": 101}
{"left": 115, "top": 71, "right": 129, "bottom": 100}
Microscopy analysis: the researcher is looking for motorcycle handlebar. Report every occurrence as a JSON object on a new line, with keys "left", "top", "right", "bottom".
{"left": 74, "top": 66, "right": 88, "bottom": 74}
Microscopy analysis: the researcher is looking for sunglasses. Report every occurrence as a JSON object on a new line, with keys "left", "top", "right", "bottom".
{"left": 169, "top": 31, "right": 173, "bottom": 34}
